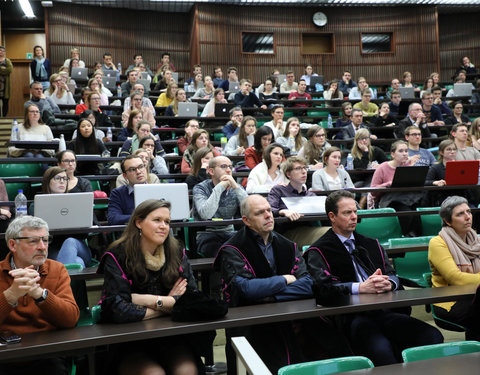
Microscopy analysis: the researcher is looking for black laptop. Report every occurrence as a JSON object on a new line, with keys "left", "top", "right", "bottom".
{"left": 214, "top": 103, "right": 235, "bottom": 118}
{"left": 391, "top": 166, "right": 429, "bottom": 188}
{"left": 310, "top": 75, "right": 324, "bottom": 88}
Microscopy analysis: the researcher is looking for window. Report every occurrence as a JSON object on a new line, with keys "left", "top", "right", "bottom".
{"left": 361, "top": 33, "right": 394, "bottom": 54}
{"left": 241, "top": 32, "right": 274, "bottom": 54}
{"left": 301, "top": 33, "right": 335, "bottom": 55}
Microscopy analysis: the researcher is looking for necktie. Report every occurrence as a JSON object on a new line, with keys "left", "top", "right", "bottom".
{"left": 344, "top": 239, "right": 369, "bottom": 281}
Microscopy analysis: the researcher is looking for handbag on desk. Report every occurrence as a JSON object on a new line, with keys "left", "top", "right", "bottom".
{"left": 171, "top": 290, "right": 228, "bottom": 322}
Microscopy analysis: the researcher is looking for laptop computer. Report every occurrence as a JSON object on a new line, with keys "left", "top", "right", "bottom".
{"left": 391, "top": 166, "right": 429, "bottom": 188}
{"left": 445, "top": 160, "right": 479, "bottom": 185}
{"left": 281, "top": 196, "right": 326, "bottom": 215}
{"left": 453, "top": 83, "right": 473, "bottom": 97}
{"left": 140, "top": 72, "right": 149, "bottom": 80}
{"left": 134, "top": 183, "right": 190, "bottom": 221}
{"left": 214, "top": 103, "right": 235, "bottom": 118}
{"left": 177, "top": 102, "right": 198, "bottom": 117}
{"left": 34, "top": 192, "right": 94, "bottom": 230}
{"left": 138, "top": 79, "right": 150, "bottom": 92}
{"left": 277, "top": 74, "right": 287, "bottom": 84}
{"left": 171, "top": 72, "right": 179, "bottom": 83}
{"left": 398, "top": 87, "right": 415, "bottom": 99}
{"left": 71, "top": 67, "right": 88, "bottom": 80}
{"left": 102, "top": 69, "right": 116, "bottom": 78}
{"left": 310, "top": 75, "right": 324, "bottom": 87}
{"left": 102, "top": 76, "right": 116, "bottom": 90}
{"left": 228, "top": 81, "right": 240, "bottom": 93}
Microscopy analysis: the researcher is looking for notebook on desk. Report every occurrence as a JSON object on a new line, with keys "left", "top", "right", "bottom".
{"left": 281, "top": 196, "right": 326, "bottom": 215}
{"left": 34, "top": 192, "right": 94, "bottom": 230}
{"left": 445, "top": 160, "right": 479, "bottom": 185}
{"left": 134, "top": 183, "right": 190, "bottom": 221}
{"left": 177, "top": 102, "right": 198, "bottom": 117}
{"left": 398, "top": 87, "right": 415, "bottom": 99}
{"left": 215, "top": 103, "right": 235, "bottom": 117}
{"left": 391, "top": 166, "right": 429, "bottom": 188}
{"left": 71, "top": 67, "right": 88, "bottom": 80}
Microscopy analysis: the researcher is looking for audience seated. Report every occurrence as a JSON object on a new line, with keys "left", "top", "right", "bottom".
{"left": 186, "top": 146, "right": 213, "bottom": 190}
{"left": 212, "top": 66, "right": 223, "bottom": 87}
{"left": 192, "top": 75, "right": 214, "bottom": 99}
{"left": 323, "top": 79, "right": 343, "bottom": 105}
{"left": 126, "top": 53, "right": 153, "bottom": 77}
{"left": 234, "top": 79, "right": 266, "bottom": 110}
{"left": 120, "top": 120, "right": 164, "bottom": 158}
{"left": 224, "top": 115, "right": 256, "bottom": 156}
{"left": 469, "top": 118, "right": 480, "bottom": 151}
{"left": 451, "top": 123, "right": 480, "bottom": 160}
{"left": 348, "top": 77, "right": 375, "bottom": 100}
{"left": 396, "top": 102, "right": 432, "bottom": 139}
{"left": 405, "top": 125, "right": 436, "bottom": 167}
{"left": 25, "top": 82, "right": 60, "bottom": 120}
{"left": 156, "top": 52, "right": 176, "bottom": 73}
{"left": 297, "top": 125, "right": 330, "bottom": 170}
{"left": 84, "top": 91, "right": 113, "bottom": 128}
{"left": 201, "top": 88, "right": 227, "bottom": 117}
{"left": 402, "top": 71, "right": 420, "bottom": 92}
{"left": 121, "top": 70, "right": 144, "bottom": 99}
{"left": 182, "top": 129, "right": 220, "bottom": 173}
{"left": 155, "top": 82, "right": 178, "bottom": 108}
{"left": 388, "top": 90, "right": 402, "bottom": 116}
{"left": 185, "top": 64, "right": 202, "bottom": 86}
{"left": 335, "top": 102, "right": 353, "bottom": 128}
{"left": 279, "top": 71, "right": 298, "bottom": 93}
{"left": 62, "top": 47, "right": 85, "bottom": 69}
{"left": 300, "top": 64, "right": 319, "bottom": 86}
{"left": 258, "top": 78, "right": 279, "bottom": 102}
{"left": 371, "top": 102, "right": 397, "bottom": 129}
{"left": 93, "top": 70, "right": 114, "bottom": 98}
{"left": 118, "top": 109, "right": 142, "bottom": 142}
{"left": 192, "top": 156, "right": 247, "bottom": 257}
{"left": 432, "top": 86, "right": 452, "bottom": 116}
{"left": 353, "top": 89, "right": 378, "bottom": 119}
{"left": 56, "top": 150, "right": 93, "bottom": 193}
{"left": 385, "top": 78, "right": 400, "bottom": 99}
{"left": 177, "top": 119, "right": 199, "bottom": 155}
{"left": 338, "top": 70, "right": 356, "bottom": 96}
{"left": 421, "top": 91, "right": 445, "bottom": 127}
{"left": 116, "top": 148, "right": 161, "bottom": 187}
{"left": 222, "top": 106, "right": 243, "bottom": 139}
{"left": 87, "top": 78, "right": 109, "bottom": 106}
{"left": 338, "top": 109, "right": 376, "bottom": 141}
{"left": 444, "top": 101, "right": 471, "bottom": 126}
{"left": 304, "top": 190, "right": 443, "bottom": 366}
{"left": 288, "top": 79, "right": 311, "bottom": 108}
{"left": 312, "top": 147, "right": 354, "bottom": 191}
{"left": 44, "top": 74, "right": 75, "bottom": 108}
{"left": 264, "top": 104, "right": 287, "bottom": 139}
{"left": 246, "top": 143, "right": 287, "bottom": 193}
{"left": 137, "top": 136, "right": 168, "bottom": 175}
{"left": 218, "top": 66, "right": 239, "bottom": 95}
{"left": 122, "top": 91, "right": 156, "bottom": 127}
{"left": 420, "top": 77, "right": 434, "bottom": 99}
{"left": 244, "top": 125, "right": 274, "bottom": 170}
{"left": 153, "top": 68, "right": 175, "bottom": 92}
{"left": 101, "top": 52, "right": 118, "bottom": 72}
{"left": 456, "top": 56, "right": 477, "bottom": 75}
{"left": 0, "top": 215, "right": 79, "bottom": 374}
{"left": 164, "top": 88, "right": 188, "bottom": 117}
{"left": 276, "top": 117, "right": 306, "bottom": 156}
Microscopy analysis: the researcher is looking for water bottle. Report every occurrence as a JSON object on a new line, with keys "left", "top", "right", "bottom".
{"left": 315, "top": 83, "right": 321, "bottom": 92}
{"left": 373, "top": 88, "right": 377, "bottom": 99}
{"left": 106, "top": 127, "right": 113, "bottom": 142}
{"left": 59, "top": 134, "right": 66, "bottom": 152}
{"left": 221, "top": 137, "right": 228, "bottom": 151}
{"left": 117, "top": 62, "right": 122, "bottom": 75}
{"left": 289, "top": 136, "right": 296, "bottom": 153}
{"left": 117, "top": 85, "right": 122, "bottom": 97}
{"left": 10, "top": 119, "right": 19, "bottom": 141}
{"left": 346, "top": 153, "right": 354, "bottom": 170}
{"left": 184, "top": 82, "right": 188, "bottom": 92}
{"left": 14, "top": 190, "right": 27, "bottom": 218}
{"left": 189, "top": 82, "right": 194, "bottom": 93}
{"left": 327, "top": 114, "right": 333, "bottom": 129}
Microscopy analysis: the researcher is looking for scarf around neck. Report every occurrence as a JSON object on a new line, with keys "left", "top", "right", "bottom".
{"left": 35, "top": 57, "right": 48, "bottom": 80}
{"left": 439, "top": 226, "right": 480, "bottom": 274}
{"left": 142, "top": 245, "right": 165, "bottom": 271}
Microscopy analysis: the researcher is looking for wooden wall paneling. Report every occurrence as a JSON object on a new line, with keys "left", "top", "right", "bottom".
{"left": 8, "top": 60, "right": 31, "bottom": 118}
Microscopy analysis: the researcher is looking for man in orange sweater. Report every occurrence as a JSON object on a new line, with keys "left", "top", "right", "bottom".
{"left": 0, "top": 215, "right": 79, "bottom": 374}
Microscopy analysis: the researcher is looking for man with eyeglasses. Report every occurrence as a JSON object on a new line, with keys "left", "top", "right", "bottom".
{"left": 404, "top": 126, "right": 436, "bottom": 166}
{"left": 0, "top": 215, "right": 79, "bottom": 374}
{"left": 192, "top": 156, "right": 248, "bottom": 258}
{"left": 24, "top": 81, "right": 60, "bottom": 116}
{"left": 108, "top": 155, "right": 149, "bottom": 225}
{"left": 222, "top": 106, "right": 243, "bottom": 140}
{"left": 280, "top": 71, "right": 298, "bottom": 93}
{"left": 396, "top": 102, "right": 432, "bottom": 139}
{"left": 267, "top": 156, "right": 329, "bottom": 248}
{"left": 421, "top": 91, "right": 444, "bottom": 127}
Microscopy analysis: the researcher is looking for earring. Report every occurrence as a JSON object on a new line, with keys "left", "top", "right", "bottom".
{"left": 139, "top": 229, "right": 142, "bottom": 236}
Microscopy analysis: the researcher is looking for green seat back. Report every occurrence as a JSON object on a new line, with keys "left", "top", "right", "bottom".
{"left": 356, "top": 208, "right": 402, "bottom": 246}
{"left": 402, "top": 341, "right": 480, "bottom": 363}
{"left": 0, "top": 163, "right": 43, "bottom": 177}
{"left": 5, "top": 180, "right": 29, "bottom": 200}
{"left": 310, "top": 110, "right": 330, "bottom": 117}
{"left": 90, "top": 180, "right": 108, "bottom": 210}
{"left": 388, "top": 235, "right": 434, "bottom": 248}
{"left": 278, "top": 356, "right": 374, "bottom": 375}
{"left": 256, "top": 120, "right": 267, "bottom": 127}
{"left": 392, "top": 251, "right": 431, "bottom": 287}
{"left": 213, "top": 133, "right": 224, "bottom": 141}
{"left": 417, "top": 207, "right": 442, "bottom": 236}
{"left": 284, "top": 110, "right": 295, "bottom": 117}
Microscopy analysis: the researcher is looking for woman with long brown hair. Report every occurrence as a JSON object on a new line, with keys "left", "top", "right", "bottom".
{"left": 224, "top": 115, "right": 256, "bottom": 156}
{"left": 181, "top": 129, "right": 220, "bottom": 173}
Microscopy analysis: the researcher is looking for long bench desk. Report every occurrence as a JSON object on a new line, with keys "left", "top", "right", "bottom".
{"left": 0, "top": 284, "right": 475, "bottom": 362}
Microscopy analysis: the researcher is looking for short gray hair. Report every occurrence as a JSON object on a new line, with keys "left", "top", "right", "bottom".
{"left": 439, "top": 196, "right": 469, "bottom": 226}
{"left": 240, "top": 194, "right": 263, "bottom": 218}
{"left": 5, "top": 216, "right": 49, "bottom": 243}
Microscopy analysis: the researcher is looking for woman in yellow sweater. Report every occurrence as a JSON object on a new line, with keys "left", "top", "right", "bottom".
{"left": 428, "top": 195, "right": 480, "bottom": 337}
{"left": 155, "top": 81, "right": 178, "bottom": 107}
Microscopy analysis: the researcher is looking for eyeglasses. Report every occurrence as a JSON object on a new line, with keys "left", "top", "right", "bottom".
{"left": 292, "top": 166, "right": 308, "bottom": 172}
{"left": 53, "top": 176, "right": 69, "bottom": 182}
{"left": 90, "top": 97, "right": 101, "bottom": 101}
{"left": 126, "top": 164, "right": 146, "bottom": 173}
{"left": 133, "top": 98, "right": 142, "bottom": 101}
{"left": 142, "top": 143, "right": 155, "bottom": 148}
{"left": 216, "top": 164, "right": 233, "bottom": 170}
{"left": 358, "top": 137, "right": 369, "bottom": 141}
{"left": 314, "top": 134, "right": 326, "bottom": 138}
{"left": 408, "top": 133, "right": 422, "bottom": 137}
{"left": 15, "top": 236, "right": 52, "bottom": 246}
{"left": 29, "top": 110, "right": 40, "bottom": 114}
{"left": 61, "top": 159, "right": 76, "bottom": 164}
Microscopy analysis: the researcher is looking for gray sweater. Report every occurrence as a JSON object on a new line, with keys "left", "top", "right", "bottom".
{"left": 192, "top": 179, "right": 248, "bottom": 232}
{"left": 311, "top": 168, "right": 354, "bottom": 191}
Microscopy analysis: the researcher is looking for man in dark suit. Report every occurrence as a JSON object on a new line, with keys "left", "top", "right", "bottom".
{"left": 395, "top": 102, "right": 432, "bottom": 139}
{"left": 338, "top": 108, "right": 377, "bottom": 140}
{"left": 304, "top": 190, "right": 443, "bottom": 366}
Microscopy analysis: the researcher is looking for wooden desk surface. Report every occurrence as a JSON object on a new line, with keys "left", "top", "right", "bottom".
{"left": 338, "top": 352, "right": 480, "bottom": 375}
{"left": 0, "top": 284, "right": 475, "bottom": 361}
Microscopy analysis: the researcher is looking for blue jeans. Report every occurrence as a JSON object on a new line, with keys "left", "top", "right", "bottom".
{"left": 57, "top": 237, "right": 92, "bottom": 268}
{"left": 23, "top": 152, "right": 49, "bottom": 172}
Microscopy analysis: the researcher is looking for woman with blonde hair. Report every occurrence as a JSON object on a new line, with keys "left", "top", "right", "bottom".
{"left": 155, "top": 81, "right": 178, "bottom": 107}
{"left": 201, "top": 88, "right": 227, "bottom": 117}
{"left": 165, "top": 88, "right": 187, "bottom": 117}
{"left": 45, "top": 73, "right": 75, "bottom": 107}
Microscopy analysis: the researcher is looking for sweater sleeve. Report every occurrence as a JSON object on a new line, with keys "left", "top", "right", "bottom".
{"left": 193, "top": 182, "right": 226, "bottom": 220}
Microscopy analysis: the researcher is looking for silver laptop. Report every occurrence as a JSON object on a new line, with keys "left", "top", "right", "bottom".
{"left": 228, "top": 81, "right": 240, "bottom": 93}
{"left": 102, "top": 69, "right": 116, "bottom": 78}
{"left": 281, "top": 196, "right": 326, "bottom": 215}
{"left": 134, "top": 183, "right": 190, "bottom": 221}
{"left": 399, "top": 87, "right": 415, "bottom": 99}
{"left": 454, "top": 83, "right": 473, "bottom": 97}
{"left": 277, "top": 74, "right": 287, "bottom": 83}
{"left": 140, "top": 72, "right": 149, "bottom": 80}
{"left": 138, "top": 79, "right": 150, "bottom": 92}
{"left": 177, "top": 102, "right": 198, "bottom": 117}
{"left": 34, "top": 192, "right": 94, "bottom": 230}
{"left": 172, "top": 72, "right": 179, "bottom": 83}
{"left": 71, "top": 67, "right": 88, "bottom": 80}
{"left": 102, "top": 76, "right": 116, "bottom": 90}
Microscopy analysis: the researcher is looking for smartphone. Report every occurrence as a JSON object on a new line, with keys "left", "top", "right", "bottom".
{"left": 0, "top": 330, "right": 21, "bottom": 344}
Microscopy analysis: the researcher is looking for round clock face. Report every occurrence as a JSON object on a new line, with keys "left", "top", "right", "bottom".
{"left": 313, "top": 12, "right": 327, "bottom": 27}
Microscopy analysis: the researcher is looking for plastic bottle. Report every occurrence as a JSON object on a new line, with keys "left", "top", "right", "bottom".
{"left": 59, "top": 134, "right": 66, "bottom": 152}
{"left": 106, "top": 127, "right": 113, "bottom": 142}
{"left": 117, "top": 62, "right": 122, "bottom": 75}
{"left": 117, "top": 85, "right": 122, "bottom": 97}
{"left": 189, "top": 82, "right": 194, "bottom": 93}
{"left": 10, "top": 119, "right": 19, "bottom": 141}
{"left": 14, "top": 190, "right": 27, "bottom": 218}
{"left": 346, "top": 153, "right": 354, "bottom": 170}
{"left": 184, "top": 82, "right": 188, "bottom": 92}
{"left": 221, "top": 137, "right": 228, "bottom": 151}
{"left": 327, "top": 114, "right": 333, "bottom": 128}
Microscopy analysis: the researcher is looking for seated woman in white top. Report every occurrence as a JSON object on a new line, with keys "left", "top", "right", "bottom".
{"left": 276, "top": 117, "right": 306, "bottom": 156}
{"left": 201, "top": 88, "right": 227, "bottom": 117}
{"left": 246, "top": 143, "right": 288, "bottom": 193}
{"left": 192, "top": 75, "right": 214, "bottom": 99}
{"left": 323, "top": 79, "right": 344, "bottom": 104}
{"left": 93, "top": 70, "right": 113, "bottom": 97}
{"left": 311, "top": 146, "right": 354, "bottom": 191}
{"left": 62, "top": 47, "right": 85, "bottom": 68}
{"left": 44, "top": 73, "right": 75, "bottom": 107}
{"left": 87, "top": 78, "right": 109, "bottom": 106}
{"left": 224, "top": 115, "right": 256, "bottom": 156}
{"left": 8, "top": 104, "right": 54, "bottom": 158}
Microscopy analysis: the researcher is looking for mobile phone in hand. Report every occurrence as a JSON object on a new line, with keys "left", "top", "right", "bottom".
{"left": 0, "top": 330, "right": 21, "bottom": 344}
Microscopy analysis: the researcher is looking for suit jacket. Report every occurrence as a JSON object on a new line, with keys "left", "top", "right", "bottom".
{"left": 395, "top": 117, "right": 431, "bottom": 139}
{"left": 339, "top": 123, "right": 367, "bottom": 140}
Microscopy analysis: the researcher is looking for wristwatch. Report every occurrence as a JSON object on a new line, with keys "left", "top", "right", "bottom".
{"left": 155, "top": 296, "right": 163, "bottom": 309}
{"left": 34, "top": 289, "right": 48, "bottom": 303}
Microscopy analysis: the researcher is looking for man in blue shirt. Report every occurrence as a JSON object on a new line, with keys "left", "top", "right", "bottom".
{"left": 405, "top": 126, "right": 436, "bottom": 166}
{"left": 222, "top": 106, "right": 243, "bottom": 139}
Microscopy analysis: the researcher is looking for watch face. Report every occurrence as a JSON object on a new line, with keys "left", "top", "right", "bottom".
{"left": 313, "top": 12, "right": 327, "bottom": 27}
